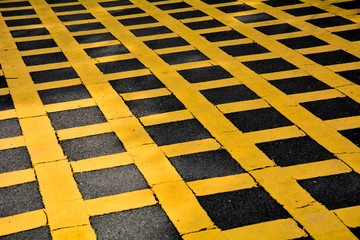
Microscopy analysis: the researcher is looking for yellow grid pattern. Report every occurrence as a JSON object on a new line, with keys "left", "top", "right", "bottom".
{"left": 0, "top": 0, "right": 359, "bottom": 239}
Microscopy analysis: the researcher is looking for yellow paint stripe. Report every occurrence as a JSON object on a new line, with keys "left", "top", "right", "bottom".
{"left": 44, "top": 98, "right": 96, "bottom": 113}
{"left": 103, "top": 68, "right": 151, "bottom": 81}
{"left": 78, "top": 39, "right": 120, "bottom": 48}
{"left": 71, "top": 152, "right": 134, "bottom": 173}
{"left": 326, "top": 116, "right": 360, "bottom": 131}
{"left": 224, "top": 218, "right": 306, "bottom": 240}
{"left": 261, "top": 69, "right": 308, "bottom": 80}
{"left": 173, "top": 60, "right": 216, "bottom": 71}
{"left": 153, "top": 45, "right": 195, "bottom": 55}
{"left": 34, "top": 78, "right": 82, "bottom": 91}
{"left": 126, "top": 22, "right": 162, "bottom": 30}
{"left": 139, "top": 32, "right": 178, "bottom": 41}
{"left": 153, "top": 181, "right": 215, "bottom": 234}
{"left": 19, "top": 47, "right": 62, "bottom": 57}
{"left": 217, "top": 98, "right": 270, "bottom": 114}
{"left": 27, "top": 62, "right": 72, "bottom": 73}
{"left": 235, "top": 52, "right": 278, "bottom": 62}
{"left": 183, "top": 228, "right": 227, "bottom": 240}
{"left": 244, "top": 125, "right": 305, "bottom": 144}
{"left": 85, "top": 189, "right": 157, "bottom": 216}
{"left": 120, "top": 88, "right": 171, "bottom": 101}
{"left": 290, "top": 89, "right": 345, "bottom": 103}
{"left": 160, "top": 138, "right": 221, "bottom": 158}
{"left": 0, "top": 109, "right": 17, "bottom": 121}
{"left": 7, "top": 24, "right": 44, "bottom": 31}
{"left": 0, "top": 136, "right": 25, "bottom": 151}
{"left": 214, "top": 38, "right": 253, "bottom": 47}
{"left": 271, "top": 31, "right": 308, "bottom": 40}
{"left": 56, "top": 122, "right": 112, "bottom": 141}
{"left": 140, "top": 109, "right": 194, "bottom": 126}
{"left": 296, "top": 45, "right": 339, "bottom": 55}
{"left": 115, "top": 13, "right": 149, "bottom": 20}
{"left": 283, "top": 159, "right": 352, "bottom": 180}
{"left": 327, "top": 62, "right": 360, "bottom": 72}
{"left": 0, "top": 169, "right": 36, "bottom": 188}
{"left": 333, "top": 206, "right": 360, "bottom": 228}
{"left": 192, "top": 78, "right": 240, "bottom": 91}
{"left": 14, "top": 35, "right": 52, "bottom": 42}
{"left": 188, "top": 173, "right": 257, "bottom": 196}
{"left": 51, "top": 225, "right": 96, "bottom": 240}
{"left": 0, "top": 210, "right": 47, "bottom": 237}
{"left": 94, "top": 52, "right": 134, "bottom": 63}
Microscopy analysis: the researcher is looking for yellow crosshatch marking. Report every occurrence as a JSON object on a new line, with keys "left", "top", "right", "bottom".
{"left": 0, "top": 0, "right": 359, "bottom": 239}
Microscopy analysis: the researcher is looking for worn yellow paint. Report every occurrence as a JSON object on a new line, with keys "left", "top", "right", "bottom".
{"left": 56, "top": 122, "right": 113, "bottom": 141}
{"left": 139, "top": 33, "right": 178, "bottom": 41}
{"left": 0, "top": 109, "right": 17, "bottom": 121}
{"left": 34, "top": 78, "right": 82, "bottom": 91}
{"left": 224, "top": 218, "right": 306, "bottom": 240}
{"left": 44, "top": 98, "right": 97, "bottom": 113}
{"left": 188, "top": 173, "right": 257, "bottom": 196}
{"left": 283, "top": 159, "right": 352, "bottom": 180}
{"left": 19, "top": 47, "right": 61, "bottom": 57}
{"left": 153, "top": 181, "right": 215, "bottom": 234}
{"left": 183, "top": 228, "right": 227, "bottom": 240}
{"left": 160, "top": 138, "right": 221, "bottom": 158}
{"left": 103, "top": 68, "right": 151, "bottom": 82}
{"left": 71, "top": 152, "right": 134, "bottom": 173}
{"left": 51, "top": 225, "right": 96, "bottom": 240}
{"left": 337, "top": 152, "right": 360, "bottom": 174}
{"left": 290, "top": 89, "right": 345, "bottom": 103}
{"left": 94, "top": 53, "right": 134, "bottom": 63}
{"left": 261, "top": 69, "right": 308, "bottom": 81}
{"left": 85, "top": 189, "right": 157, "bottom": 216}
{"left": 0, "top": 169, "right": 36, "bottom": 188}
{"left": 244, "top": 125, "right": 305, "bottom": 144}
{"left": 27, "top": 62, "right": 72, "bottom": 73}
{"left": 333, "top": 206, "right": 360, "bottom": 228}
{"left": 120, "top": 88, "right": 171, "bottom": 101}
{"left": 140, "top": 109, "right": 193, "bottom": 126}
{"left": 0, "top": 136, "right": 25, "bottom": 151}
{"left": 0, "top": 210, "right": 47, "bottom": 237}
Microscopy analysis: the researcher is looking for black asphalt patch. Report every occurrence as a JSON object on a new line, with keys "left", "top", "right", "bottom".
{"left": 1, "top": 9, "right": 36, "bottom": 17}
{"left": 109, "top": 8, "right": 144, "bottom": 17}
{"left": 22, "top": 52, "right": 68, "bottom": 66}
{"left": 58, "top": 13, "right": 95, "bottom": 22}
{"left": 255, "top": 23, "right": 300, "bottom": 35}
{"left": 130, "top": 26, "right": 172, "bottom": 37}
{"left": 5, "top": 18, "right": 42, "bottom": 27}
{"left": 0, "top": 75, "right": 7, "bottom": 88}
{"left": 337, "top": 69, "right": 360, "bottom": 85}
{"left": 201, "top": 0, "right": 236, "bottom": 4}
{"left": 144, "top": 119, "right": 212, "bottom": 146}
{"left": 52, "top": 4, "right": 86, "bottom": 12}
{"left": 300, "top": 97, "right": 360, "bottom": 120}
{"left": 85, "top": 44, "right": 129, "bottom": 58}
{"left": 333, "top": 29, "right": 360, "bottom": 42}
{"left": 236, "top": 13, "right": 276, "bottom": 23}
{"left": 333, "top": 1, "right": 360, "bottom": 10}
{"left": 178, "top": 65, "right": 233, "bottom": 83}
{"left": 74, "top": 165, "right": 148, "bottom": 199}
{"left": 298, "top": 172, "right": 360, "bottom": 210}
{"left": 16, "top": 39, "right": 58, "bottom": 51}
{"left": 157, "top": 2, "right": 191, "bottom": 10}
{"left": 197, "top": 188, "right": 290, "bottom": 229}
{"left": 38, "top": 85, "right": 91, "bottom": 104}
{"left": 99, "top": 0, "right": 132, "bottom": 8}
{"left": 263, "top": 0, "right": 301, "bottom": 7}
{"left": 278, "top": 36, "right": 328, "bottom": 49}
{"left": 200, "top": 84, "right": 259, "bottom": 105}
{"left": 0, "top": 118, "right": 22, "bottom": 139}
{"left": 0, "top": 181, "right": 44, "bottom": 218}
{"left": 201, "top": 30, "right": 246, "bottom": 42}
{"left": 0, "top": 147, "right": 32, "bottom": 174}
{"left": 0, "top": 1, "right": 30, "bottom": 8}
{"left": 225, "top": 107, "right": 293, "bottom": 132}
{"left": 170, "top": 10, "right": 206, "bottom": 20}
{"left": 118, "top": 16, "right": 158, "bottom": 26}
{"left": 0, "top": 227, "right": 51, "bottom": 240}
{"left": 217, "top": 4, "right": 255, "bottom": 13}
{"left": 110, "top": 74, "right": 165, "bottom": 93}
{"left": 125, "top": 95, "right": 185, "bottom": 118}
{"left": 269, "top": 76, "right": 331, "bottom": 94}
{"left": 0, "top": 94, "right": 14, "bottom": 111}
{"left": 10, "top": 28, "right": 50, "bottom": 38}
{"left": 305, "top": 50, "right": 359, "bottom": 66}
{"left": 243, "top": 58, "right": 298, "bottom": 74}
{"left": 48, "top": 106, "right": 107, "bottom": 130}
{"left": 339, "top": 128, "right": 360, "bottom": 147}
{"left": 169, "top": 149, "right": 244, "bottom": 181}
{"left": 30, "top": 67, "right": 79, "bottom": 84}
{"left": 66, "top": 22, "right": 105, "bottom": 32}
{"left": 90, "top": 205, "right": 180, "bottom": 239}
{"left": 306, "top": 16, "right": 355, "bottom": 28}
{"left": 221, "top": 43, "right": 269, "bottom": 56}
{"left": 256, "top": 136, "right": 335, "bottom": 167}
{"left": 96, "top": 59, "right": 146, "bottom": 74}
{"left": 284, "top": 6, "right": 326, "bottom": 16}
{"left": 160, "top": 50, "right": 209, "bottom": 65}
{"left": 60, "top": 132, "right": 126, "bottom": 161}
{"left": 74, "top": 32, "right": 116, "bottom": 44}
{"left": 184, "top": 19, "right": 225, "bottom": 30}
{"left": 144, "top": 37, "right": 189, "bottom": 50}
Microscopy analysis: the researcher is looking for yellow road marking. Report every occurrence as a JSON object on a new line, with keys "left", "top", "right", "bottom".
{"left": 56, "top": 122, "right": 113, "bottom": 141}
{"left": 0, "top": 169, "right": 36, "bottom": 188}
{"left": 34, "top": 78, "right": 82, "bottom": 91}
{"left": 44, "top": 98, "right": 96, "bottom": 113}
{"left": 50, "top": 225, "right": 96, "bottom": 240}
{"left": 85, "top": 189, "right": 157, "bottom": 216}
{"left": 120, "top": 88, "right": 171, "bottom": 101}
{"left": 0, "top": 136, "right": 25, "bottom": 151}
{"left": 192, "top": 78, "right": 240, "bottom": 91}
{"left": 188, "top": 173, "right": 257, "bottom": 196}
{"left": 0, "top": 109, "right": 17, "bottom": 120}
{"left": 0, "top": 210, "right": 47, "bottom": 237}
{"left": 244, "top": 125, "right": 305, "bottom": 144}
{"left": 183, "top": 228, "right": 227, "bottom": 240}
{"left": 217, "top": 98, "right": 270, "bottom": 114}
{"left": 326, "top": 115, "right": 360, "bottom": 131}
{"left": 140, "top": 109, "right": 194, "bottom": 126}
{"left": 333, "top": 206, "right": 360, "bottom": 228}
{"left": 289, "top": 89, "right": 345, "bottom": 103}
{"left": 27, "top": 62, "right": 72, "bottom": 73}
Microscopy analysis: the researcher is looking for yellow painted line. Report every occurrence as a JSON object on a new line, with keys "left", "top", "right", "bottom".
{"left": 235, "top": 52, "right": 278, "bottom": 62}
{"left": 224, "top": 218, "right": 306, "bottom": 240}
{"left": 19, "top": 47, "right": 63, "bottom": 57}
{"left": 326, "top": 116, "right": 360, "bottom": 131}
{"left": 0, "top": 6, "right": 33, "bottom": 11}
{"left": 103, "top": 68, "right": 151, "bottom": 81}
{"left": 85, "top": 189, "right": 157, "bottom": 216}
{"left": 34, "top": 78, "right": 82, "bottom": 91}
{"left": 120, "top": 88, "right": 171, "bottom": 101}
{"left": 213, "top": 38, "right": 254, "bottom": 47}
{"left": 251, "top": 167, "right": 358, "bottom": 239}
{"left": 261, "top": 69, "right": 308, "bottom": 81}
{"left": 0, "top": 169, "right": 36, "bottom": 188}
{"left": 244, "top": 125, "right": 305, "bottom": 144}
{"left": 245, "top": 19, "right": 282, "bottom": 28}
{"left": 179, "top": 15, "right": 213, "bottom": 24}
{"left": 34, "top": 160, "right": 90, "bottom": 231}
{"left": 217, "top": 99, "right": 270, "bottom": 114}
{"left": 153, "top": 181, "right": 215, "bottom": 234}
{"left": 0, "top": 210, "right": 47, "bottom": 237}
{"left": 0, "top": 136, "right": 25, "bottom": 151}
{"left": 187, "top": 173, "right": 257, "bottom": 196}
{"left": 126, "top": 22, "right": 162, "bottom": 30}
{"left": 193, "top": 78, "right": 240, "bottom": 91}
{"left": 0, "top": 109, "right": 17, "bottom": 121}
{"left": 153, "top": 45, "right": 195, "bottom": 55}
{"left": 290, "top": 89, "right": 345, "bottom": 103}
{"left": 94, "top": 52, "right": 134, "bottom": 63}
{"left": 326, "top": 61, "right": 360, "bottom": 72}
{"left": 333, "top": 206, "right": 360, "bottom": 228}
{"left": 62, "top": 19, "right": 99, "bottom": 26}
{"left": 27, "top": 62, "right": 72, "bottom": 73}
{"left": 160, "top": 138, "right": 221, "bottom": 158}
{"left": 337, "top": 84, "right": 360, "bottom": 103}
{"left": 2, "top": 15, "right": 38, "bottom": 21}
{"left": 71, "top": 28, "right": 108, "bottom": 37}
{"left": 51, "top": 225, "right": 96, "bottom": 240}
{"left": 138, "top": 32, "right": 178, "bottom": 41}
{"left": 14, "top": 35, "right": 52, "bottom": 43}
{"left": 115, "top": 13, "right": 150, "bottom": 20}
{"left": 194, "top": 26, "right": 231, "bottom": 35}
{"left": 44, "top": 98, "right": 96, "bottom": 113}
{"left": 71, "top": 152, "right": 134, "bottom": 173}
{"left": 166, "top": 7, "right": 195, "bottom": 14}
{"left": 296, "top": 45, "right": 339, "bottom": 55}
{"left": 56, "top": 10, "right": 89, "bottom": 16}
{"left": 172, "top": 60, "right": 216, "bottom": 71}
{"left": 271, "top": 31, "right": 308, "bottom": 40}
{"left": 283, "top": 159, "right": 352, "bottom": 180}
{"left": 183, "top": 228, "right": 227, "bottom": 240}
{"left": 140, "top": 109, "right": 194, "bottom": 126}
{"left": 297, "top": 12, "right": 335, "bottom": 21}
{"left": 7, "top": 24, "right": 44, "bottom": 31}
{"left": 56, "top": 122, "right": 113, "bottom": 141}
{"left": 324, "top": 24, "right": 360, "bottom": 33}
